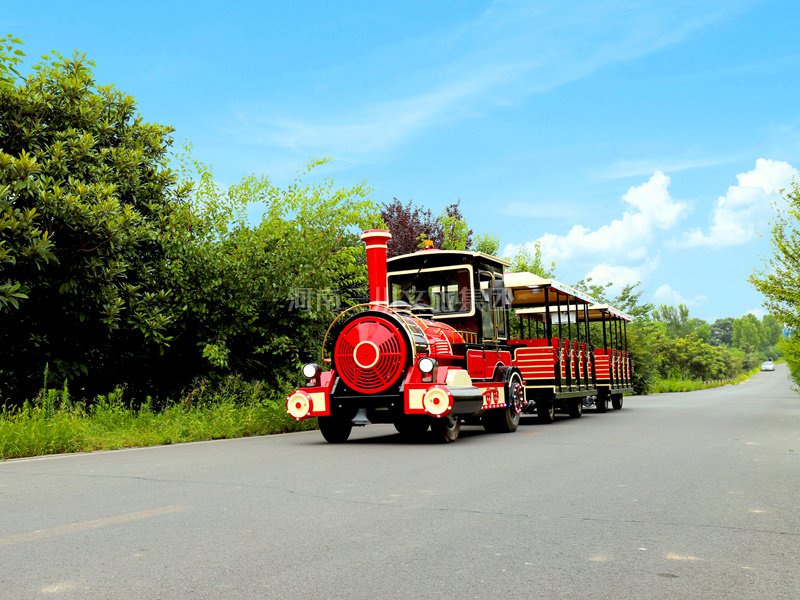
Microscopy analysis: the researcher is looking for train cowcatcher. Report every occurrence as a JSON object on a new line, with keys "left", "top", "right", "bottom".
{"left": 286, "top": 229, "right": 633, "bottom": 443}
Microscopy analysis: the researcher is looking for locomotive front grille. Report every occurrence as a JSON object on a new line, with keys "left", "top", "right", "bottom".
{"left": 334, "top": 315, "right": 409, "bottom": 394}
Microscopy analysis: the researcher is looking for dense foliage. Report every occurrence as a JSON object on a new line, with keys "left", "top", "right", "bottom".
{"left": 751, "top": 180, "right": 800, "bottom": 383}
{"left": 0, "top": 36, "right": 779, "bottom": 416}
{"left": 0, "top": 42, "right": 379, "bottom": 405}
{"left": 380, "top": 198, "right": 472, "bottom": 256}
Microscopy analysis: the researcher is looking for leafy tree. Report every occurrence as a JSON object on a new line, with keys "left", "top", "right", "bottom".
{"left": 732, "top": 313, "right": 761, "bottom": 353}
{"left": 379, "top": 198, "right": 472, "bottom": 256}
{"left": 751, "top": 180, "right": 800, "bottom": 382}
{"left": 160, "top": 156, "right": 379, "bottom": 391}
{"left": 0, "top": 43, "right": 190, "bottom": 402}
{"left": 0, "top": 40, "right": 381, "bottom": 404}
{"left": 709, "top": 317, "right": 734, "bottom": 346}
{"left": 506, "top": 241, "right": 555, "bottom": 277}
{"left": 438, "top": 201, "right": 473, "bottom": 250}
{"left": 473, "top": 233, "right": 500, "bottom": 255}
{"left": 751, "top": 180, "right": 800, "bottom": 328}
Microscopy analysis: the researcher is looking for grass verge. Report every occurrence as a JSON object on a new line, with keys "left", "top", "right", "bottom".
{"left": 650, "top": 367, "right": 761, "bottom": 393}
{"left": 0, "top": 379, "right": 316, "bottom": 460}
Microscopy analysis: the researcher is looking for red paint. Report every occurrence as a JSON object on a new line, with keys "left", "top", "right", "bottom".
{"left": 361, "top": 229, "right": 392, "bottom": 304}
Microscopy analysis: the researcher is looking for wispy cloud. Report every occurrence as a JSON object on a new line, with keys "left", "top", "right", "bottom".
{"left": 598, "top": 156, "right": 730, "bottom": 180}
{"left": 222, "top": 1, "right": 750, "bottom": 163}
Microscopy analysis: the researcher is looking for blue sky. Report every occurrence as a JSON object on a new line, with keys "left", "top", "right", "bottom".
{"left": 5, "top": 1, "right": 800, "bottom": 321}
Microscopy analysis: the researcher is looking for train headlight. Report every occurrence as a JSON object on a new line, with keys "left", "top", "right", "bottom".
{"left": 418, "top": 357, "right": 436, "bottom": 383}
{"left": 302, "top": 363, "right": 321, "bottom": 385}
{"left": 418, "top": 357, "right": 435, "bottom": 374}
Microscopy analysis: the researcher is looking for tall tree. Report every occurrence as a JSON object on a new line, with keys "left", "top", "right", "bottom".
{"left": 751, "top": 180, "right": 800, "bottom": 328}
{"left": 379, "top": 198, "right": 472, "bottom": 256}
{"left": 0, "top": 43, "right": 188, "bottom": 400}
{"left": 709, "top": 318, "right": 734, "bottom": 346}
{"left": 506, "top": 241, "right": 555, "bottom": 277}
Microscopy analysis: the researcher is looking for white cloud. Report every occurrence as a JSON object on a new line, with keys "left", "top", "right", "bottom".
{"left": 586, "top": 260, "right": 660, "bottom": 294}
{"left": 652, "top": 284, "right": 706, "bottom": 308}
{"left": 526, "top": 171, "right": 687, "bottom": 265}
{"left": 682, "top": 158, "right": 799, "bottom": 248}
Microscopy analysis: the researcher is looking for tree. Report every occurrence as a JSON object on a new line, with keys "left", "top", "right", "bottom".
{"left": 751, "top": 180, "right": 800, "bottom": 383}
{"left": 751, "top": 180, "right": 800, "bottom": 328}
{"left": 379, "top": 198, "right": 472, "bottom": 256}
{"left": 506, "top": 241, "right": 555, "bottom": 277}
{"left": 709, "top": 318, "right": 734, "bottom": 346}
{"left": 0, "top": 40, "right": 382, "bottom": 404}
{"left": 473, "top": 233, "right": 500, "bottom": 256}
{"left": 0, "top": 43, "right": 189, "bottom": 401}
{"left": 438, "top": 201, "right": 473, "bottom": 250}
{"left": 160, "top": 156, "right": 379, "bottom": 391}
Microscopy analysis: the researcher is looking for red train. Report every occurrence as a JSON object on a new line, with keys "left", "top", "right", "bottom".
{"left": 287, "top": 229, "right": 633, "bottom": 443}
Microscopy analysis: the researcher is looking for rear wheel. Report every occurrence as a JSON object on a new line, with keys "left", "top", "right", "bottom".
{"left": 318, "top": 415, "right": 353, "bottom": 443}
{"left": 537, "top": 400, "right": 555, "bottom": 424}
{"left": 430, "top": 414, "right": 460, "bottom": 443}
{"left": 611, "top": 394, "right": 624, "bottom": 410}
{"left": 483, "top": 373, "right": 523, "bottom": 433}
{"left": 595, "top": 394, "right": 608, "bottom": 413}
{"left": 394, "top": 415, "right": 430, "bottom": 439}
{"left": 567, "top": 398, "right": 583, "bottom": 418}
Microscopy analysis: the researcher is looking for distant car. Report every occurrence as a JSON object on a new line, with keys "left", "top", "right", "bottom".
{"left": 761, "top": 361, "right": 775, "bottom": 371}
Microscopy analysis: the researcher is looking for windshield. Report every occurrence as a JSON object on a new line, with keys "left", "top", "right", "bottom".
{"left": 388, "top": 267, "right": 473, "bottom": 316}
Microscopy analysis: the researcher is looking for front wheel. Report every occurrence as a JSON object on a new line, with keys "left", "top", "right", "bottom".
{"left": 430, "top": 414, "right": 461, "bottom": 443}
{"left": 611, "top": 394, "right": 624, "bottom": 410}
{"left": 394, "top": 415, "right": 430, "bottom": 439}
{"left": 595, "top": 395, "right": 608, "bottom": 413}
{"left": 318, "top": 416, "right": 353, "bottom": 443}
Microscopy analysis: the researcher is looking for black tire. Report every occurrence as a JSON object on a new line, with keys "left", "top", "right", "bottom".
{"left": 394, "top": 415, "right": 430, "bottom": 439}
{"left": 430, "top": 414, "right": 460, "bottom": 443}
{"left": 611, "top": 394, "right": 623, "bottom": 410}
{"left": 595, "top": 395, "right": 608, "bottom": 413}
{"left": 537, "top": 400, "right": 555, "bottom": 424}
{"left": 483, "top": 372, "right": 523, "bottom": 433}
{"left": 318, "top": 416, "right": 353, "bottom": 443}
{"left": 567, "top": 398, "right": 583, "bottom": 418}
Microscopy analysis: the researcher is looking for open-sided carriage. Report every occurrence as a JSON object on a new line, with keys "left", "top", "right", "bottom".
{"left": 286, "top": 229, "right": 633, "bottom": 443}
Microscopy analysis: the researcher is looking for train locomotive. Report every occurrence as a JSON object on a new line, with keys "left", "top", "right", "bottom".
{"left": 287, "top": 229, "right": 633, "bottom": 443}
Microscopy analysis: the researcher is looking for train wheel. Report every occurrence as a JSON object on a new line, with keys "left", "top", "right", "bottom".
{"left": 483, "top": 372, "right": 523, "bottom": 433}
{"left": 537, "top": 401, "right": 555, "bottom": 424}
{"left": 567, "top": 398, "right": 583, "bottom": 418}
{"left": 595, "top": 395, "right": 608, "bottom": 413}
{"left": 318, "top": 416, "right": 353, "bottom": 443}
{"left": 611, "top": 394, "right": 624, "bottom": 410}
{"left": 431, "top": 415, "right": 460, "bottom": 443}
{"left": 394, "top": 415, "right": 430, "bottom": 439}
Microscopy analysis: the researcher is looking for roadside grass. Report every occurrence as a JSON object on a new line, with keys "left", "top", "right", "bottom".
{"left": 0, "top": 378, "right": 316, "bottom": 460}
{"left": 650, "top": 367, "right": 761, "bottom": 394}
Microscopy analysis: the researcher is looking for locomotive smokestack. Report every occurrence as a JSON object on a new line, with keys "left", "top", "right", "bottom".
{"left": 361, "top": 229, "right": 392, "bottom": 305}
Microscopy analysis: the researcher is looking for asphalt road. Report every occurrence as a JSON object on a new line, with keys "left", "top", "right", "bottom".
{"left": 1, "top": 366, "right": 798, "bottom": 600}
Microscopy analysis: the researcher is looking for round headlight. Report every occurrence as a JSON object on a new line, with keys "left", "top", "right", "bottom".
{"left": 418, "top": 357, "right": 435, "bottom": 374}
{"left": 302, "top": 363, "right": 320, "bottom": 379}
